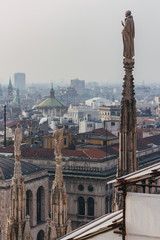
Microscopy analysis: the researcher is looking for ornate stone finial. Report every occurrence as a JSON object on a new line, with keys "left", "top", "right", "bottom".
{"left": 121, "top": 10, "right": 135, "bottom": 59}
{"left": 66, "top": 219, "right": 72, "bottom": 234}
{"left": 52, "top": 125, "right": 65, "bottom": 157}
{"left": 24, "top": 215, "right": 32, "bottom": 240}
{"left": 50, "top": 220, "right": 57, "bottom": 240}
{"left": 18, "top": 223, "right": 22, "bottom": 240}
{"left": 14, "top": 123, "right": 23, "bottom": 161}
{"left": 45, "top": 219, "right": 57, "bottom": 240}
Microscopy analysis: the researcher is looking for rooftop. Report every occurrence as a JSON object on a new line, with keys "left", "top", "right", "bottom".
{"left": 59, "top": 210, "right": 122, "bottom": 240}
{"left": 78, "top": 128, "right": 117, "bottom": 138}
{"left": 0, "top": 157, "right": 44, "bottom": 180}
{"left": 37, "top": 96, "right": 66, "bottom": 108}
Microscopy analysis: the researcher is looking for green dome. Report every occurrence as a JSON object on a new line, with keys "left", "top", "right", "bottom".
{"left": 38, "top": 97, "right": 66, "bottom": 108}
{"left": 37, "top": 87, "right": 66, "bottom": 108}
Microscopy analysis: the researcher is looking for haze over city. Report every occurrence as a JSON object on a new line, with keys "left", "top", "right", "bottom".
{"left": 0, "top": 0, "right": 159, "bottom": 85}
{"left": 1, "top": 1, "right": 160, "bottom": 239}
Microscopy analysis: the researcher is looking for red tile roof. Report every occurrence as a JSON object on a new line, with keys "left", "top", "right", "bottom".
{"left": 62, "top": 149, "right": 87, "bottom": 158}
{"left": 78, "top": 128, "right": 116, "bottom": 137}
{"left": 0, "top": 133, "right": 157, "bottom": 160}
{"left": 0, "top": 147, "right": 88, "bottom": 160}
{"left": 144, "top": 134, "right": 160, "bottom": 146}
{"left": 136, "top": 138, "right": 150, "bottom": 151}
{"left": 101, "top": 145, "right": 119, "bottom": 157}
{"left": 7, "top": 120, "right": 34, "bottom": 128}
{"left": 7, "top": 120, "right": 20, "bottom": 128}
{"left": 83, "top": 149, "right": 108, "bottom": 159}
{"left": 112, "top": 146, "right": 119, "bottom": 151}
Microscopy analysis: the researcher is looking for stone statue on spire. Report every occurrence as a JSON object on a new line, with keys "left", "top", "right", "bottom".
{"left": 14, "top": 123, "right": 23, "bottom": 160}
{"left": 52, "top": 125, "right": 65, "bottom": 156}
{"left": 118, "top": 10, "right": 137, "bottom": 177}
{"left": 113, "top": 10, "right": 137, "bottom": 212}
{"left": 121, "top": 10, "right": 135, "bottom": 59}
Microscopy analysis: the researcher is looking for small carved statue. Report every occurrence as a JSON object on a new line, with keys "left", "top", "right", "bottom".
{"left": 14, "top": 123, "right": 23, "bottom": 158}
{"left": 53, "top": 125, "right": 65, "bottom": 156}
{"left": 122, "top": 10, "right": 135, "bottom": 59}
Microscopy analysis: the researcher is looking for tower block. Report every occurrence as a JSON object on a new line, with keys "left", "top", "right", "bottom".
{"left": 118, "top": 59, "right": 138, "bottom": 177}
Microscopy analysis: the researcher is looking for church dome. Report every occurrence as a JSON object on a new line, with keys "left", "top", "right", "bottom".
{"left": 37, "top": 87, "right": 66, "bottom": 109}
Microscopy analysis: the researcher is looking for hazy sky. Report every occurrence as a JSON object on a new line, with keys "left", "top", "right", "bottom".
{"left": 0, "top": 0, "right": 160, "bottom": 86}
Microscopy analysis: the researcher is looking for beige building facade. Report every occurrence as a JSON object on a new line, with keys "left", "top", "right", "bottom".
{"left": 0, "top": 156, "right": 49, "bottom": 240}
{"left": 99, "top": 105, "right": 120, "bottom": 121}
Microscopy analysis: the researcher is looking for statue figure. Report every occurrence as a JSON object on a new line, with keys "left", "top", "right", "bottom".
{"left": 122, "top": 10, "right": 135, "bottom": 59}
{"left": 14, "top": 123, "right": 23, "bottom": 158}
{"left": 53, "top": 125, "right": 65, "bottom": 156}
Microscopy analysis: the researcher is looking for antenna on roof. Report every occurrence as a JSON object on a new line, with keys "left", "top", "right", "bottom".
{"left": 4, "top": 105, "right": 6, "bottom": 148}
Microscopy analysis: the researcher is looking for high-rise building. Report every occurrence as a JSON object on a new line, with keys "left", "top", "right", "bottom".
{"left": 14, "top": 73, "right": 26, "bottom": 90}
{"left": 70, "top": 79, "right": 85, "bottom": 95}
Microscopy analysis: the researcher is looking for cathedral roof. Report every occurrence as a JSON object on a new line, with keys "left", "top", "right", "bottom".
{"left": 37, "top": 87, "right": 66, "bottom": 108}
{"left": 0, "top": 157, "right": 44, "bottom": 180}
{"left": 59, "top": 210, "right": 123, "bottom": 240}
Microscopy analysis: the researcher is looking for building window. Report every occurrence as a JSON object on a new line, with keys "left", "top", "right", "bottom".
{"left": 87, "top": 197, "right": 94, "bottom": 216}
{"left": 109, "top": 194, "right": 112, "bottom": 213}
{"left": 105, "top": 196, "right": 109, "bottom": 214}
{"left": 78, "top": 197, "right": 85, "bottom": 215}
{"left": 37, "top": 186, "right": 45, "bottom": 224}
{"left": 78, "top": 184, "right": 84, "bottom": 191}
{"left": 111, "top": 122, "right": 115, "bottom": 126}
{"left": 88, "top": 185, "right": 94, "bottom": 192}
{"left": 26, "top": 190, "right": 33, "bottom": 226}
{"left": 37, "top": 230, "right": 44, "bottom": 240}
{"left": 64, "top": 137, "right": 67, "bottom": 146}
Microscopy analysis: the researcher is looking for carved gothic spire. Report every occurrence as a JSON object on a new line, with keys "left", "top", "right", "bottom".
{"left": 7, "top": 125, "right": 32, "bottom": 240}
{"left": 45, "top": 126, "right": 72, "bottom": 239}
{"left": 113, "top": 12, "right": 138, "bottom": 212}
{"left": 117, "top": 11, "right": 138, "bottom": 178}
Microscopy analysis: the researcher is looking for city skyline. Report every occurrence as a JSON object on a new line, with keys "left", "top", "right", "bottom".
{"left": 0, "top": 0, "right": 159, "bottom": 85}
